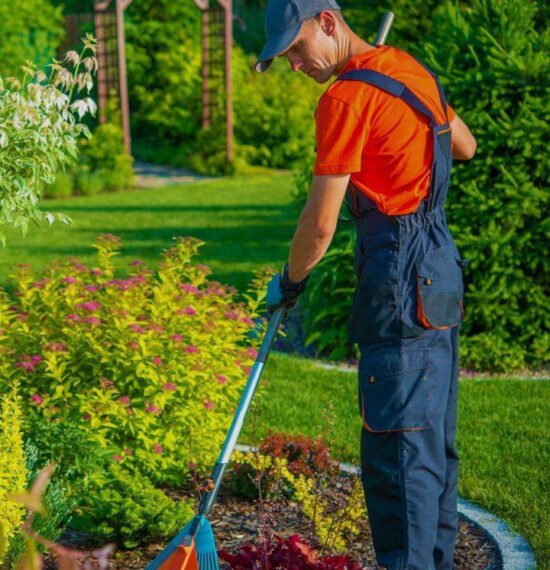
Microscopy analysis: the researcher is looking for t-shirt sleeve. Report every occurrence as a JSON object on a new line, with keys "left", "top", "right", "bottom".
{"left": 447, "top": 104, "right": 456, "bottom": 122}
{"left": 313, "top": 95, "right": 367, "bottom": 176}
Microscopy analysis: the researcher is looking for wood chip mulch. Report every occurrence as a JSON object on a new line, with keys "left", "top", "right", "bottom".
{"left": 45, "top": 476, "right": 499, "bottom": 569}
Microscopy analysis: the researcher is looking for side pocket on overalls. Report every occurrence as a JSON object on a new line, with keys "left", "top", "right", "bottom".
{"left": 358, "top": 349, "right": 432, "bottom": 432}
{"left": 415, "top": 246, "right": 464, "bottom": 330}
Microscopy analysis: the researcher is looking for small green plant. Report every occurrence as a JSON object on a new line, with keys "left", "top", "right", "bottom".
{"left": 0, "top": 35, "right": 97, "bottom": 244}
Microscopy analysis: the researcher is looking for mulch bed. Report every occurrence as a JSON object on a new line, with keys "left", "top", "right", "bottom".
{"left": 44, "top": 475, "right": 499, "bottom": 569}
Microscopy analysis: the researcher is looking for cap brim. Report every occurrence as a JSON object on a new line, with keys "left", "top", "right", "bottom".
{"left": 255, "top": 22, "right": 302, "bottom": 72}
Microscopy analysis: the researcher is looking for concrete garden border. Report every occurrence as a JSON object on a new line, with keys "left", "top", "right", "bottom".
{"left": 234, "top": 444, "right": 537, "bottom": 570}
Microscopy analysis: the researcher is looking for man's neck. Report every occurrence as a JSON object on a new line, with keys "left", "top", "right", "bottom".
{"left": 333, "top": 33, "right": 374, "bottom": 76}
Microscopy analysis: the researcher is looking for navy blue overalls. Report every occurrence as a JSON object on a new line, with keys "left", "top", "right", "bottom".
{"left": 337, "top": 66, "right": 465, "bottom": 570}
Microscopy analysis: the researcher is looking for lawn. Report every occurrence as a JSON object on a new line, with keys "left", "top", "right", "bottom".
{"left": 244, "top": 353, "right": 550, "bottom": 570}
{"left": 3, "top": 174, "right": 548, "bottom": 568}
{"left": 0, "top": 171, "right": 297, "bottom": 293}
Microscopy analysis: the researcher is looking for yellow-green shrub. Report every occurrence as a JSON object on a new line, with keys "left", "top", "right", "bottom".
{"left": 232, "top": 450, "right": 365, "bottom": 553}
{"left": 0, "top": 235, "right": 265, "bottom": 486}
{"left": 0, "top": 385, "right": 27, "bottom": 565}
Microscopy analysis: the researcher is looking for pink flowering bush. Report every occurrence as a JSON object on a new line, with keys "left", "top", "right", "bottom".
{"left": 0, "top": 234, "right": 267, "bottom": 486}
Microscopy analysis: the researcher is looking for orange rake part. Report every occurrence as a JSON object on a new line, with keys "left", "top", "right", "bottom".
{"left": 158, "top": 542, "right": 199, "bottom": 570}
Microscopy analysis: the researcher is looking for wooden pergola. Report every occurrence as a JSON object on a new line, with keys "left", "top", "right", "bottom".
{"left": 62, "top": 0, "right": 234, "bottom": 163}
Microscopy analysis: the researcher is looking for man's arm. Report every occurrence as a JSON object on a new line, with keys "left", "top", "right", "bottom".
{"left": 287, "top": 173, "right": 350, "bottom": 283}
{"left": 450, "top": 114, "right": 477, "bottom": 160}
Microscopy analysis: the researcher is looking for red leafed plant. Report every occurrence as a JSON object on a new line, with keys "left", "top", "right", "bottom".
{"left": 259, "top": 431, "right": 339, "bottom": 479}
{"left": 218, "top": 534, "right": 362, "bottom": 570}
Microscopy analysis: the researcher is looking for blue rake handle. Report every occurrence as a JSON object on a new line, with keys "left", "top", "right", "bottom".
{"left": 196, "top": 305, "right": 286, "bottom": 518}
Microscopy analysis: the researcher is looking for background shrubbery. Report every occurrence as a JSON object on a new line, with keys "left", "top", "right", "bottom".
{"left": 293, "top": 0, "right": 549, "bottom": 371}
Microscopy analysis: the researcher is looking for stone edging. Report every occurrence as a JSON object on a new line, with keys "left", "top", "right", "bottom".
{"left": 234, "top": 444, "right": 537, "bottom": 570}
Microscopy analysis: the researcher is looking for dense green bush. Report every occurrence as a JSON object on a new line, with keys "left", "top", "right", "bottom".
{"left": 75, "top": 463, "right": 194, "bottom": 548}
{"left": 294, "top": 0, "right": 549, "bottom": 371}
{"left": 77, "top": 120, "right": 135, "bottom": 192}
{"left": 44, "top": 171, "right": 74, "bottom": 199}
{"left": 423, "top": 0, "right": 549, "bottom": 370}
{"left": 0, "top": 0, "right": 64, "bottom": 79}
{"left": 0, "top": 235, "right": 266, "bottom": 486}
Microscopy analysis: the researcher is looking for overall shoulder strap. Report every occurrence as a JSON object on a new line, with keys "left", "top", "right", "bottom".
{"left": 411, "top": 57, "right": 449, "bottom": 123}
{"left": 338, "top": 69, "right": 444, "bottom": 128}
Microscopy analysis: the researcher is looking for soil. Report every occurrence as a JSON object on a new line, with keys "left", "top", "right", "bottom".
{"left": 44, "top": 476, "right": 500, "bottom": 569}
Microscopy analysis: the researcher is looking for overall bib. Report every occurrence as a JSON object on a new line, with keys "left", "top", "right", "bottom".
{"left": 338, "top": 67, "right": 465, "bottom": 570}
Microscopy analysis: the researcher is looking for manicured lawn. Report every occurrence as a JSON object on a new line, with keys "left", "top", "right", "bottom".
{"left": 243, "top": 353, "right": 550, "bottom": 569}
{"left": 0, "top": 172, "right": 296, "bottom": 293}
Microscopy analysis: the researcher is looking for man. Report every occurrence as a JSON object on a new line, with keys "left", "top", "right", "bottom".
{"left": 259, "top": 0, "right": 476, "bottom": 569}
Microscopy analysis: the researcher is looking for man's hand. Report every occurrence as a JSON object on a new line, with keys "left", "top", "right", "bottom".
{"left": 266, "top": 263, "right": 309, "bottom": 313}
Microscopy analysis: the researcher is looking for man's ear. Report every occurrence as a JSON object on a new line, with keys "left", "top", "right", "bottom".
{"left": 318, "top": 11, "right": 337, "bottom": 36}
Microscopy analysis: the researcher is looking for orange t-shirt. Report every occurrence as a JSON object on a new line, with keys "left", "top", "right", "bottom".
{"left": 313, "top": 46, "right": 456, "bottom": 215}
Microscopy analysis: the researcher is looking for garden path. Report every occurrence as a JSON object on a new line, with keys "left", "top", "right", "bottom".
{"left": 133, "top": 160, "right": 212, "bottom": 188}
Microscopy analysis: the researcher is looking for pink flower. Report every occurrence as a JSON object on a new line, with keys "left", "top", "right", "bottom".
{"left": 82, "top": 413, "right": 91, "bottom": 421}
{"left": 146, "top": 404, "right": 162, "bottom": 415}
{"left": 163, "top": 382, "right": 177, "bottom": 391}
{"left": 31, "top": 394, "right": 43, "bottom": 406}
{"left": 128, "top": 340, "right": 139, "bottom": 350}
{"left": 184, "top": 345, "right": 199, "bottom": 354}
{"left": 148, "top": 323, "right": 164, "bottom": 333}
{"left": 64, "top": 276, "right": 77, "bottom": 284}
{"left": 216, "top": 374, "right": 228, "bottom": 385}
{"left": 184, "top": 306, "right": 197, "bottom": 316}
{"left": 77, "top": 301, "right": 101, "bottom": 312}
{"left": 100, "top": 377, "right": 114, "bottom": 389}
{"left": 85, "top": 316, "right": 102, "bottom": 326}
{"left": 46, "top": 342, "right": 67, "bottom": 352}
{"left": 17, "top": 312, "right": 29, "bottom": 322}
{"left": 66, "top": 314, "right": 81, "bottom": 323}
{"left": 85, "top": 285, "right": 99, "bottom": 292}
{"left": 246, "top": 348, "right": 258, "bottom": 359}
{"left": 225, "top": 311, "right": 238, "bottom": 320}
{"left": 91, "top": 268, "right": 103, "bottom": 276}
{"left": 136, "top": 314, "right": 149, "bottom": 321}
{"left": 179, "top": 283, "right": 199, "bottom": 294}
{"left": 153, "top": 443, "right": 164, "bottom": 454}
{"left": 197, "top": 264, "right": 211, "bottom": 273}
{"left": 241, "top": 317, "right": 255, "bottom": 326}
{"left": 242, "top": 366, "right": 252, "bottom": 376}
{"left": 203, "top": 399, "right": 215, "bottom": 411}
{"left": 112, "top": 454, "right": 124, "bottom": 463}
{"left": 17, "top": 361, "right": 36, "bottom": 372}
{"left": 151, "top": 357, "right": 164, "bottom": 367}
{"left": 124, "top": 448, "right": 132, "bottom": 456}
{"left": 129, "top": 324, "right": 146, "bottom": 334}
{"left": 33, "top": 280, "right": 45, "bottom": 289}
{"left": 170, "top": 334, "right": 183, "bottom": 342}
{"left": 130, "top": 260, "right": 144, "bottom": 266}
{"left": 118, "top": 396, "right": 131, "bottom": 406}
{"left": 30, "top": 355, "right": 43, "bottom": 364}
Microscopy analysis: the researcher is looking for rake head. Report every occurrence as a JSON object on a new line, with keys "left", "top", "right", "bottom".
{"left": 146, "top": 515, "right": 219, "bottom": 570}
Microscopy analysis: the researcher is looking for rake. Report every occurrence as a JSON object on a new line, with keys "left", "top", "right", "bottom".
{"left": 146, "top": 306, "right": 286, "bottom": 570}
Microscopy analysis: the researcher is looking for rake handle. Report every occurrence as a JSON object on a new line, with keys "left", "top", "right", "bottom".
{"left": 197, "top": 306, "right": 285, "bottom": 519}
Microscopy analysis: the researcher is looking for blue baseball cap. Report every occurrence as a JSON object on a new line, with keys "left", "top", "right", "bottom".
{"left": 256, "top": 0, "right": 341, "bottom": 72}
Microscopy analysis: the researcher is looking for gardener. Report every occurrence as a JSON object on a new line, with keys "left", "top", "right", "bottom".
{"left": 259, "top": 1, "right": 476, "bottom": 569}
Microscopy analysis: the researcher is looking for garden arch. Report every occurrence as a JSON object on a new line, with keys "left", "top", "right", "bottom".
{"left": 61, "top": 0, "right": 234, "bottom": 163}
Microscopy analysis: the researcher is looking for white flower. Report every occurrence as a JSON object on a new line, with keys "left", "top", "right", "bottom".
{"left": 64, "top": 50, "right": 80, "bottom": 66}
{"left": 0, "top": 131, "right": 7, "bottom": 147}
{"left": 84, "top": 97, "right": 97, "bottom": 117}
{"left": 70, "top": 99, "right": 88, "bottom": 119}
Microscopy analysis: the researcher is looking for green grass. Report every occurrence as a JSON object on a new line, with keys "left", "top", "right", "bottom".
{"left": 243, "top": 353, "right": 550, "bottom": 569}
{"left": 0, "top": 172, "right": 297, "bottom": 292}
